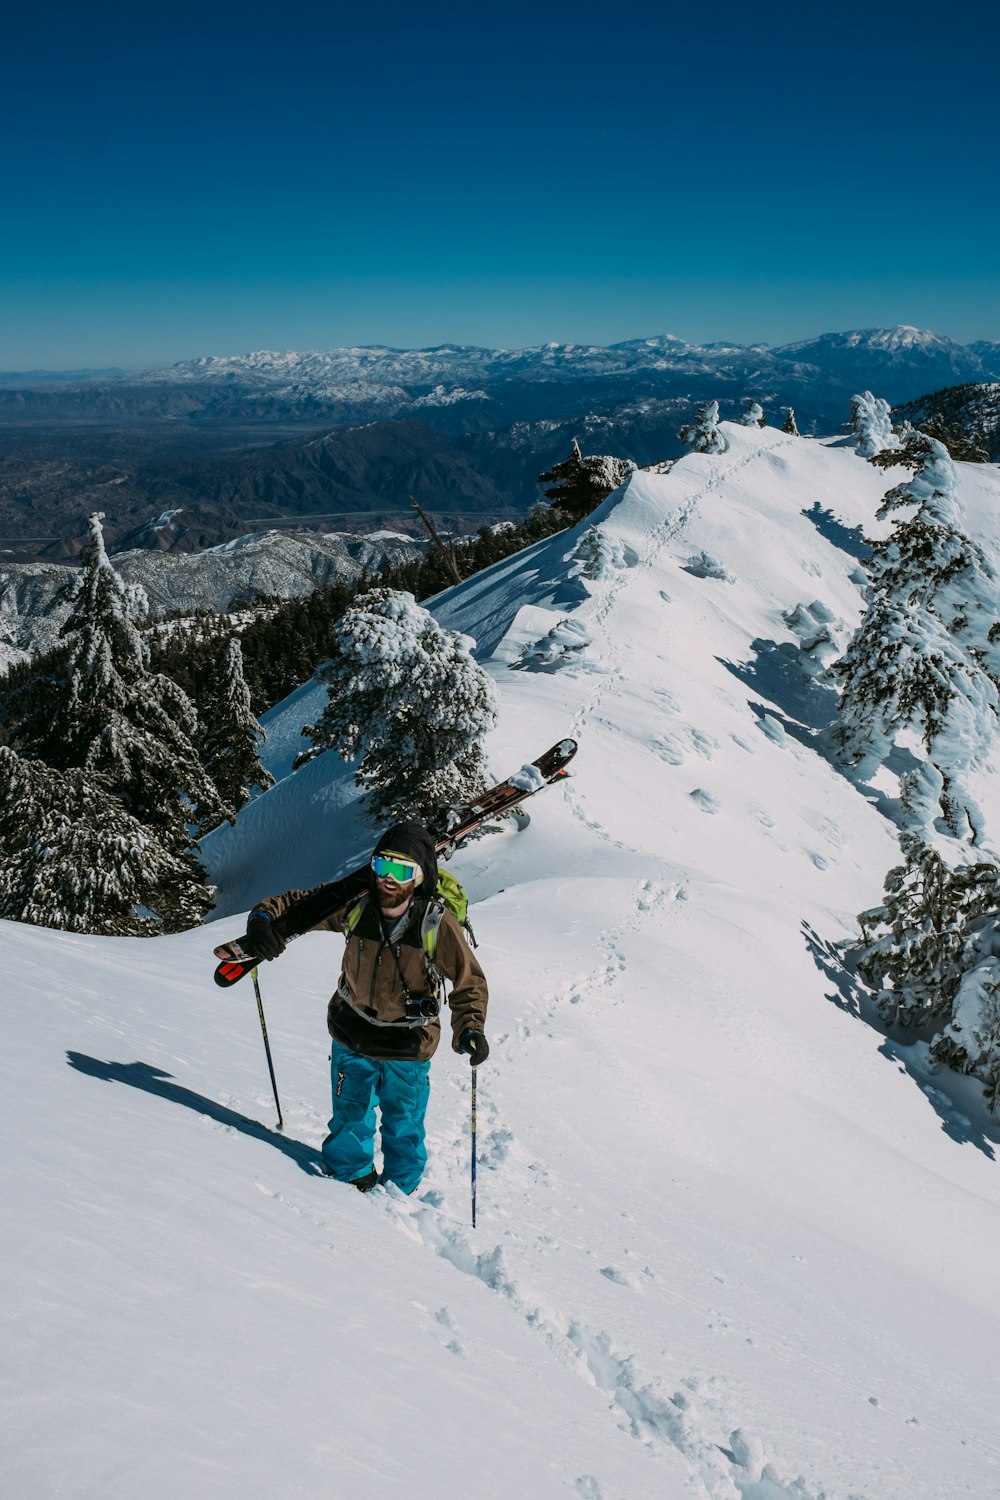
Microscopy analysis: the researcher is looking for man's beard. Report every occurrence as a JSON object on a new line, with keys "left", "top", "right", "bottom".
{"left": 377, "top": 885, "right": 412, "bottom": 913}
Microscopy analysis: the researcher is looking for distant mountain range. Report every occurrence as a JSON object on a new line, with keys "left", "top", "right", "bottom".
{"left": 1, "top": 326, "right": 998, "bottom": 559}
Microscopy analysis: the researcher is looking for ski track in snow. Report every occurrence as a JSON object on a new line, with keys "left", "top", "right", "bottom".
{"left": 563, "top": 436, "right": 797, "bottom": 860}
{"left": 367, "top": 867, "right": 829, "bottom": 1500}
{"left": 375, "top": 435, "right": 835, "bottom": 1500}
{"left": 248, "top": 856, "right": 826, "bottom": 1498}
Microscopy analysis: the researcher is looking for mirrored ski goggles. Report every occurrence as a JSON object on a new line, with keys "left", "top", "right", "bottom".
{"left": 371, "top": 852, "right": 423, "bottom": 885}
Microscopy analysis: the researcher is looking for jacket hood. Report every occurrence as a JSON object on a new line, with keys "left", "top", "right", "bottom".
{"left": 371, "top": 821, "right": 439, "bottom": 896}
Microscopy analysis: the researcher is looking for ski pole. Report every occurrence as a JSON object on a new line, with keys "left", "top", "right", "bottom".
{"left": 250, "top": 967, "right": 284, "bottom": 1131}
{"left": 470, "top": 1063, "right": 478, "bottom": 1227}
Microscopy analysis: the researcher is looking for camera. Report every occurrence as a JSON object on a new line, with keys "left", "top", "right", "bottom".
{"left": 405, "top": 995, "right": 440, "bottom": 1021}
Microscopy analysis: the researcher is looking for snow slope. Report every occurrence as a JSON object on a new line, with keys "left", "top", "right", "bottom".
{"left": 5, "top": 427, "right": 1000, "bottom": 1499}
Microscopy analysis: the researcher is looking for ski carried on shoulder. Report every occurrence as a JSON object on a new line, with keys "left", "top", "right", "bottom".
{"left": 212, "top": 737, "right": 577, "bottom": 987}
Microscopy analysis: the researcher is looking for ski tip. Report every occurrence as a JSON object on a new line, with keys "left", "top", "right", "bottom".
{"left": 214, "top": 960, "right": 251, "bottom": 988}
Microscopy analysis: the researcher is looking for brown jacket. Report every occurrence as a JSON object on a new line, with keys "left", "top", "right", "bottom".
{"left": 253, "top": 880, "right": 488, "bottom": 1062}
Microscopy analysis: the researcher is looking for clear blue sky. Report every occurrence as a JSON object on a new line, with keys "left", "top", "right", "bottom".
{"left": 3, "top": 0, "right": 998, "bottom": 368}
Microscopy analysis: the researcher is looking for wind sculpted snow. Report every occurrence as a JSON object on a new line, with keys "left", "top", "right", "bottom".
{"left": 6, "top": 425, "right": 1000, "bottom": 1498}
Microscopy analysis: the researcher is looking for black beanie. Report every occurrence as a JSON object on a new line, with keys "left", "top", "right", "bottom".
{"left": 372, "top": 821, "right": 438, "bottom": 893}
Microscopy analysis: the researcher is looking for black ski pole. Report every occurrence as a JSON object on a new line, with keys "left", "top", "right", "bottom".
{"left": 250, "top": 966, "right": 284, "bottom": 1131}
{"left": 470, "top": 1063, "right": 478, "bottom": 1227}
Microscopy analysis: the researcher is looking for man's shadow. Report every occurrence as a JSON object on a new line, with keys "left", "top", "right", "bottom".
{"left": 66, "top": 1052, "right": 326, "bottom": 1176}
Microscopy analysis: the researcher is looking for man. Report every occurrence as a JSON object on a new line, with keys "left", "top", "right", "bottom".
{"left": 246, "top": 820, "right": 488, "bottom": 1194}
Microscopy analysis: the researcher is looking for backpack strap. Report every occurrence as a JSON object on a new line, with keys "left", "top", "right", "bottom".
{"left": 420, "top": 899, "right": 446, "bottom": 964}
{"left": 346, "top": 891, "right": 446, "bottom": 995}
{"left": 344, "top": 893, "right": 369, "bottom": 935}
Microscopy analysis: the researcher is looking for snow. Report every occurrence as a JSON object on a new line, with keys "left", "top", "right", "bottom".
{"left": 5, "top": 425, "right": 1000, "bottom": 1497}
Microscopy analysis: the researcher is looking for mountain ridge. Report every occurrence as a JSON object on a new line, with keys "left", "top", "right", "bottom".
{"left": 2, "top": 326, "right": 998, "bottom": 562}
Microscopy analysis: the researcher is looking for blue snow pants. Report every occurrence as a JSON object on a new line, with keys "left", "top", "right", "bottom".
{"left": 322, "top": 1042, "right": 431, "bottom": 1194}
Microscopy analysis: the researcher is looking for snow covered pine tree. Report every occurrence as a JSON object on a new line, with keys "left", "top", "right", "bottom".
{"left": 838, "top": 434, "right": 1000, "bottom": 1108}
{"left": 677, "top": 400, "right": 729, "bottom": 454}
{"left": 849, "top": 391, "right": 901, "bottom": 459}
{"left": 537, "top": 438, "right": 635, "bottom": 523}
{"left": 53, "top": 513, "right": 230, "bottom": 844}
{"left": 833, "top": 436, "right": 1000, "bottom": 843}
{"left": 300, "top": 588, "right": 499, "bottom": 824}
{"left": 197, "top": 636, "right": 273, "bottom": 828}
{"left": 2, "top": 512, "right": 226, "bottom": 926}
{"left": 0, "top": 746, "right": 213, "bottom": 934}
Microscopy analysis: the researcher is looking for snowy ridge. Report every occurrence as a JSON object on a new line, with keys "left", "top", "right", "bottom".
{"left": 0, "top": 528, "right": 424, "bottom": 668}
{"left": 132, "top": 325, "right": 999, "bottom": 394}
{"left": 5, "top": 427, "right": 1000, "bottom": 1498}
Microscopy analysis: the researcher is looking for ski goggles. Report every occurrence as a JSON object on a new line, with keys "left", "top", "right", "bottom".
{"left": 371, "top": 852, "right": 423, "bottom": 885}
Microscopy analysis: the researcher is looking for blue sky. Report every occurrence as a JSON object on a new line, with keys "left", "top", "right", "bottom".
{"left": 3, "top": 0, "right": 997, "bottom": 368}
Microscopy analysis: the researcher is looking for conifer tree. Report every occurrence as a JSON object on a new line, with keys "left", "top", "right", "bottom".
{"left": 781, "top": 407, "right": 800, "bottom": 436}
{"left": 537, "top": 440, "right": 634, "bottom": 523}
{"left": 677, "top": 400, "right": 729, "bottom": 454}
{"left": 849, "top": 391, "right": 900, "bottom": 459}
{"left": 17, "top": 513, "right": 231, "bottom": 844}
{"left": 840, "top": 436, "right": 1000, "bottom": 1104}
{"left": 301, "top": 588, "right": 498, "bottom": 824}
{"left": 197, "top": 637, "right": 273, "bottom": 827}
{"left": 0, "top": 746, "right": 213, "bottom": 934}
{"left": 739, "top": 399, "right": 765, "bottom": 427}
{"left": 832, "top": 438, "right": 1000, "bottom": 842}
{"left": 930, "top": 923, "right": 1000, "bottom": 1111}
{"left": 851, "top": 835, "right": 1000, "bottom": 1025}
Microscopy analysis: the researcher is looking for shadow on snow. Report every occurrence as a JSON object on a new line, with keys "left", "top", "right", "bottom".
{"left": 800, "top": 501, "right": 871, "bottom": 562}
{"left": 719, "top": 638, "right": 920, "bottom": 828}
{"left": 66, "top": 1051, "right": 326, "bottom": 1176}
{"left": 801, "top": 923, "right": 999, "bottom": 1160}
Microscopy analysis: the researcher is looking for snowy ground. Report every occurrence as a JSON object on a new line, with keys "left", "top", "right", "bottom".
{"left": 5, "top": 426, "right": 1000, "bottom": 1498}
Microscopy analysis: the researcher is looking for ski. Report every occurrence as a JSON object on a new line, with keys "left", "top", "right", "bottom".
{"left": 213, "top": 737, "right": 576, "bottom": 987}
{"left": 431, "top": 737, "right": 576, "bottom": 849}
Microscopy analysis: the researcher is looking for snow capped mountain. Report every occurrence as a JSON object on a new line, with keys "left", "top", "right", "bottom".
{"left": 7, "top": 326, "right": 1000, "bottom": 567}
{"left": 5, "top": 425, "right": 1000, "bottom": 1498}
{"left": 788, "top": 324, "right": 958, "bottom": 355}
{"left": 774, "top": 326, "right": 991, "bottom": 394}
{"left": 140, "top": 337, "right": 716, "bottom": 390}
{"left": 136, "top": 325, "right": 997, "bottom": 393}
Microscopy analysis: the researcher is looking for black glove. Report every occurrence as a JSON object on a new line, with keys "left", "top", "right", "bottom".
{"left": 246, "top": 912, "right": 286, "bottom": 961}
{"left": 458, "top": 1030, "right": 489, "bottom": 1065}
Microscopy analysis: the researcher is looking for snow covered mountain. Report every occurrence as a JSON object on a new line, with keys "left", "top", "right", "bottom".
{"left": 139, "top": 327, "right": 996, "bottom": 396}
{"left": 5, "top": 426, "right": 1000, "bottom": 1499}
{"left": 4, "top": 326, "right": 998, "bottom": 562}
{"left": 774, "top": 327, "right": 987, "bottom": 394}
{"left": 896, "top": 381, "right": 1000, "bottom": 461}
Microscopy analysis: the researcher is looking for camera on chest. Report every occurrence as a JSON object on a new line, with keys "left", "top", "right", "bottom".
{"left": 404, "top": 994, "right": 440, "bottom": 1021}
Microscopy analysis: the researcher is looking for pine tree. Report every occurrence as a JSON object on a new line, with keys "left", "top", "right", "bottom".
{"left": 851, "top": 835, "right": 1000, "bottom": 1026}
{"left": 832, "top": 438, "right": 1000, "bottom": 842}
{"left": 197, "top": 637, "right": 274, "bottom": 827}
{"left": 301, "top": 588, "right": 499, "bottom": 824}
{"left": 781, "top": 407, "right": 800, "bottom": 436}
{"left": 930, "top": 924, "right": 1000, "bottom": 1111}
{"left": 0, "top": 746, "right": 213, "bottom": 934}
{"left": 849, "top": 391, "right": 901, "bottom": 459}
{"left": 739, "top": 399, "right": 765, "bottom": 427}
{"left": 537, "top": 440, "right": 634, "bottom": 523}
{"left": 677, "top": 400, "right": 729, "bottom": 454}
{"left": 21, "top": 514, "right": 231, "bottom": 843}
